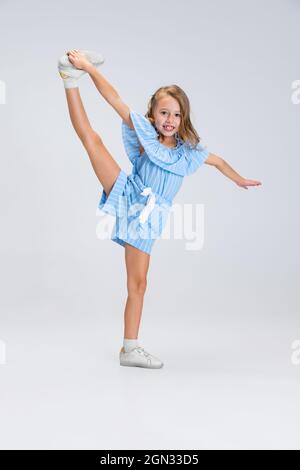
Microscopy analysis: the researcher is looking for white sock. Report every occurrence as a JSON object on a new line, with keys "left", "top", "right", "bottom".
{"left": 61, "top": 77, "right": 79, "bottom": 89}
{"left": 123, "top": 338, "right": 139, "bottom": 353}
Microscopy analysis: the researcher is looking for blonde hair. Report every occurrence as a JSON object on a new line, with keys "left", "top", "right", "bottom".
{"left": 144, "top": 84, "right": 203, "bottom": 149}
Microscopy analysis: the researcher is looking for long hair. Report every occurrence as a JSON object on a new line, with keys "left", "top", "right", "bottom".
{"left": 144, "top": 84, "right": 203, "bottom": 149}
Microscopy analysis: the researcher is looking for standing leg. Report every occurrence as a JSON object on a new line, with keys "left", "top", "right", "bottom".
{"left": 64, "top": 87, "right": 121, "bottom": 196}
{"left": 123, "top": 244, "right": 151, "bottom": 341}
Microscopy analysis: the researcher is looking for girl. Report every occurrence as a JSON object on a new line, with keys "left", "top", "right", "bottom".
{"left": 58, "top": 49, "right": 262, "bottom": 370}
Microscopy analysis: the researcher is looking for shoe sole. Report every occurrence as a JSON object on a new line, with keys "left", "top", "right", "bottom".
{"left": 120, "top": 360, "right": 164, "bottom": 369}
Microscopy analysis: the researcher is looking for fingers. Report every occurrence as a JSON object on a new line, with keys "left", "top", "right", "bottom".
{"left": 245, "top": 180, "right": 262, "bottom": 187}
{"left": 66, "top": 49, "right": 79, "bottom": 56}
{"left": 242, "top": 182, "right": 261, "bottom": 189}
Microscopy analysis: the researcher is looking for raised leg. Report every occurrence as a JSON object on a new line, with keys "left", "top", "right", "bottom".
{"left": 64, "top": 87, "right": 121, "bottom": 195}
{"left": 123, "top": 243, "right": 151, "bottom": 340}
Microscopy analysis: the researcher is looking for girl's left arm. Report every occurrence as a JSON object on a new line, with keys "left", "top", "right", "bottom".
{"left": 86, "top": 64, "right": 134, "bottom": 129}
{"left": 205, "top": 153, "right": 262, "bottom": 190}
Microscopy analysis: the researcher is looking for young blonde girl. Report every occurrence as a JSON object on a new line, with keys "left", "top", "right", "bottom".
{"left": 58, "top": 49, "right": 262, "bottom": 369}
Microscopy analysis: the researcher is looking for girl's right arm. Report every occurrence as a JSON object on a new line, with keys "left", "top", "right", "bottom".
{"left": 86, "top": 64, "right": 134, "bottom": 129}
{"left": 205, "top": 153, "right": 262, "bottom": 189}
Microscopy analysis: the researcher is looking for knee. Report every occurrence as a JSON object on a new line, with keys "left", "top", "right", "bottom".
{"left": 127, "top": 277, "right": 147, "bottom": 297}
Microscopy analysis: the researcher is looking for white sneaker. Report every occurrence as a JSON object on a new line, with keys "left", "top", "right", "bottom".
{"left": 119, "top": 346, "right": 164, "bottom": 369}
{"left": 58, "top": 49, "right": 105, "bottom": 69}
{"left": 57, "top": 50, "right": 105, "bottom": 84}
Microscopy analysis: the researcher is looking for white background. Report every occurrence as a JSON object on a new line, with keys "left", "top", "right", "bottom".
{"left": 0, "top": 0, "right": 299, "bottom": 450}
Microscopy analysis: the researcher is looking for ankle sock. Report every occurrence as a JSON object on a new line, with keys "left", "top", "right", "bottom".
{"left": 123, "top": 338, "right": 139, "bottom": 353}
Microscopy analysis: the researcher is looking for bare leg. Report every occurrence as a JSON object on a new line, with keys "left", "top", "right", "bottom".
{"left": 64, "top": 87, "right": 121, "bottom": 195}
{"left": 122, "top": 244, "right": 151, "bottom": 343}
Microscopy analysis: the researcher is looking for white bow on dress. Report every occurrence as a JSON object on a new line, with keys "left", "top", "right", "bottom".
{"left": 139, "top": 187, "right": 156, "bottom": 224}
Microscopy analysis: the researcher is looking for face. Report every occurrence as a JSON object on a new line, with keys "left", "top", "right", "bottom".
{"left": 153, "top": 96, "right": 181, "bottom": 138}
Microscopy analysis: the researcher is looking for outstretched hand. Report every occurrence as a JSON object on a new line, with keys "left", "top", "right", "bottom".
{"left": 236, "top": 178, "right": 262, "bottom": 190}
{"left": 66, "top": 49, "right": 91, "bottom": 72}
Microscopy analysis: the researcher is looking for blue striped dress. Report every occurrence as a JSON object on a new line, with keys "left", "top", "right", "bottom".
{"left": 98, "top": 110, "right": 209, "bottom": 255}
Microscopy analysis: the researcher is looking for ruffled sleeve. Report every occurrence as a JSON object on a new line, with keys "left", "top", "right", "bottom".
{"left": 129, "top": 110, "right": 209, "bottom": 176}
{"left": 181, "top": 141, "right": 210, "bottom": 175}
{"left": 121, "top": 119, "right": 141, "bottom": 165}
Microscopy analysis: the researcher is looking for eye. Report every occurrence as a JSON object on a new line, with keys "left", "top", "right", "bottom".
{"left": 161, "top": 111, "right": 181, "bottom": 117}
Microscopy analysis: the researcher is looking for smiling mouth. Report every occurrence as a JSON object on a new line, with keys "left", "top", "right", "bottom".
{"left": 163, "top": 126, "right": 175, "bottom": 131}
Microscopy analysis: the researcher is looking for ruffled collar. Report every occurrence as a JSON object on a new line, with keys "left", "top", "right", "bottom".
{"left": 157, "top": 133, "right": 184, "bottom": 150}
